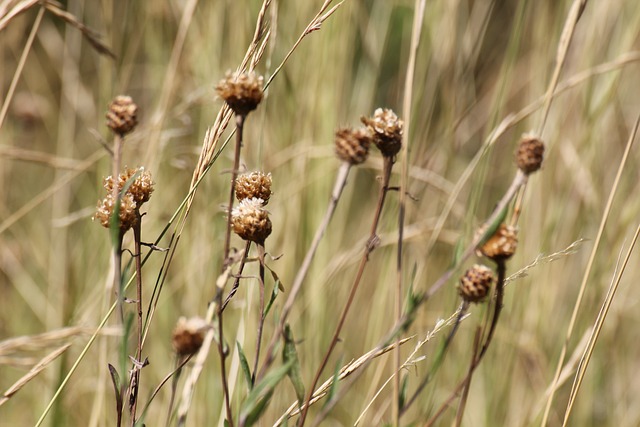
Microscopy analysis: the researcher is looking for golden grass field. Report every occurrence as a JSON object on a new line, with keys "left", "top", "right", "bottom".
{"left": 2, "top": 0, "right": 640, "bottom": 426}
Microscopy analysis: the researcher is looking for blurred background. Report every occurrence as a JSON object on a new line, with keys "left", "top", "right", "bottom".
{"left": 1, "top": 0, "right": 640, "bottom": 425}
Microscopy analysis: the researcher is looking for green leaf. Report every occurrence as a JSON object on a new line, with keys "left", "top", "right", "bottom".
{"left": 240, "top": 361, "right": 293, "bottom": 425}
{"left": 282, "top": 325, "right": 305, "bottom": 407}
{"left": 324, "top": 356, "right": 342, "bottom": 409}
{"left": 236, "top": 341, "right": 253, "bottom": 390}
{"left": 478, "top": 204, "right": 509, "bottom": 247}
{"left": 263, "top": 279, "right": 280, "bottom": 318}
{"left": 398, "top": 373, "right": 409, "bottom": 410}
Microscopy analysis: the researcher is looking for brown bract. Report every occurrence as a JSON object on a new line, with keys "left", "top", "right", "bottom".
{"left": 216, "top": 71, "right": 264, "bottom": 117}
{"left": 172, "top": 316, "right": 208, "bottom": 357}
{"left": 106, "top": 95, "right": 138, "bottom": 136}
{"left": 516, "top": 134, "right": 545, "bottom": 174}
{"left": 477, "top": 223, "right": 518, "bottom": 261}
{"left": 361, "top": 108, "right": 403, "bottom": 158}
{"left": 236, "top": 171, "right": 272, "bottom": 205}
{"left": 334, "top": 127, "right": 372, "bottom": 165}
{"left": 94, "top": 192, "right": 138, "bottom": 231}
{"left": 231, "top": 197, "right": 272, "bottom": 243}
{"left": 459, "top": 264, "right": 495, "bottom": 303}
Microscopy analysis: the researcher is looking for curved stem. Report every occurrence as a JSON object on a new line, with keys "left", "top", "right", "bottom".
{"left": 252, "top": 242, "right": 267, "bottom": 385}
{"left": 223, "top": 114, "right": 245, "bottom": 265}
{"left": 297, "top": 156, "right": 394, "bottom": 426}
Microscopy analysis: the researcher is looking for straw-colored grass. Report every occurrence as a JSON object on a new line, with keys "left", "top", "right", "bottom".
{"left": 2, "top": 1, "right": 640, "bottom": 426}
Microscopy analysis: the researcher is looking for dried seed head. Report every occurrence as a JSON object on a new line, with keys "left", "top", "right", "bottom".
{"left": 216, "top": 71, "right": 264, "bottom": 117}
{"left": 236, "top": 171, "right": 272, "bottom": 205}
{"left": 172, "top": 316, "right": 208, "bottom": 357}
{"left": 516, "top": 134, "right": 545, "bottom": 174}
{"left": 231, "top": 197, "right": 272, "bottom": 243}
{"left": 459, "top": 264, "right": 495, "bottom": 303}
{"left": 477, "top": 223, "right": 518, "bottom": 261}
{"left": 93, "top": 192, "right": 138, "bottom": 231}
{"left": 334, "top": 127, "right": 372, "bottom": 165}
{"left": 106, "top": 95, "right": 138, "bottom": 136}
{"left": 361, "top": 108, "right": 403, "bottom": 158}
{"left": 103, "top": 167, "right": 154, "bottom": 206}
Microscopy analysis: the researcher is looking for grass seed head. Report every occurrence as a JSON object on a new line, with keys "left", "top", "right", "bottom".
{"left": 216, "top": 71, "right": 264, "bottom": 117}
{"left": 172, "top": 316, "right": 208, "bottom": 357}
{"left": 236, "top": 171, "right": 272, "bottom": 205}
{"left": 477, "top": 223, "right": 518, "bottom": 261}
{"left": 106, "top": 95, "right": 138, "bottom": 136}
{"left": 516, "top": 133, "right": 545, "bottom": 174}
{"left": 334, "top": 126, "right": 372, "bottom": 165}
{"left": 459, "top": 264, "right": 495, "bottom": 303}
{"left": 361, "top": 108, "right": 403, "bottom": 158}
{"left": 231, "top": 197, "right": 272, "bottom": 243}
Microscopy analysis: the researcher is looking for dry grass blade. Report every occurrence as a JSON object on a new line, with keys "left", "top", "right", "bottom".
{"left": 0, "top": 326, "right": 119, "bottom": 356}
{"left": 0, "top": 0, "right": 38, "bottom": 32}
{"left": 0, "top": 344, "right": 70, "bottom": 407}
{"left": 540, "top": 115, "right": 640, "bottom": 426}
{"left": 561, "top": 223, "right": 640, "bottom": 426}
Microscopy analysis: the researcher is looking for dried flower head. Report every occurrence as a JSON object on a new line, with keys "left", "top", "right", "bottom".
{"left": 361, "top": 108, "right": 403, "bottom": 158}
{"left": 236, "top": 171, "right": 272, "bottom": 205}
{"left": 216, "top": 71, "right": 264, "bottom": 117}
{"left": 93, "top": 192, "right": 138, "bottom": 231}
{"left": 231, "top": 197, "right": 272, "bottom": 243}
{"left": 334, "top": 127, "right": 372, "bottom": 165}
{"left": 477, "top": 223, "right": 518, "bottom": 261}
{"left": 106, "top": 95, "right": 138, "bottom": 136}
{"left": 516, "top": 134, "right": 545, "bottom": 174}
{"left": 459, "top": 264, "right": 495, "bottom": 303}
{"left": 172, "top": 316, "right": 208, "bottom": 357}
{"left": 103, "top": 167, "right": 154, "bottom": 205}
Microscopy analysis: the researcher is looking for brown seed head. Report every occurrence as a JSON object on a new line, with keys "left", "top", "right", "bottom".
{"left": 236, "top": 171, "right": 272, "bottom": 205}
{"left": 361, "top": 108, "right": 403, "bottom": 158}
{"left": 93, "top": 192, "right": 138, "bottom": 231}
{"left": 516, "top": 134, "right": 545, "bottom": 174}
{"left": 172, "top": 316, "right": 208, "bottom": 357}
{"left": 459, "top": 264, "right": 495, "bottom": 303}
{"left": 103, "top": 167, "right": 154, "bottom": 206}
{"left": 106, "top": 95, "right": 138, "bottom": 136}
{"left": 231, "top": 198, "right": 272, "bottom": 243}
{"left": 334, "top": 127, "right": 372, "bottom": 165}
{"left": 477, "top": 223, "right": 518, "bottom": 261}
{"left": 216, "top": 71, "right": 264, "bottom": 117}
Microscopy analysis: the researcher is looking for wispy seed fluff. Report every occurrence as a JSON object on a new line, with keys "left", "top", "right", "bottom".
{"left": 216, "top": 71, "right": 264, "bottom": 117}
{"left": 236, "top": 171, "right": 272, "bottom": 205}
{"left": 334, "top": 127, "right": 372, "bottom": 165}
{"left": 231, "top": 197, "right": 272, "bottom": 243}
{"left": 361, "top": 108, "right": 404, "bottom": 158}
{"left": 106, "top": 95, "right": 138, "bottom": 136}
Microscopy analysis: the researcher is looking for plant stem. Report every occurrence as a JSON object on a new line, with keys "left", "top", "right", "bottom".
{"left": 130, "top": 215, "right": 144, "bottom": 426}
{"left": 222, "top": 241, "right": 252, "bottom": 311}
{"left": 223, "top": 114, "right": 245, "bottom": 265}
{"left": 252, "top": 242, "right": 267, "bottom": 385}
{"left": 257, "top": 162, "right": 351, "bottom": 381}
{"left": 297, "top": 156, "right": 394, "bottom": 426}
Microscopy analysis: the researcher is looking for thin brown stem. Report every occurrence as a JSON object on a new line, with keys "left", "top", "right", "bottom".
{"left": 257, "top": 162, "right": 351, "bottom": 381}
{"left": 130, "top": 215, "right": 144, "bottom": 426}
{"left": 224, "top": 114, "right": 245, "bottom": 265}
{"left": 297, "top": 156, "right": 394, "bottom": 426}
{"left": 112, "top": 134, "right": 124, "bottom": 325}
{"left": 252, "top": 242, "right": 267, "bottom": 385}
{"left": 216, "top": 298, "right": 234, "bottom": 426}
{"left": 222, "top": 241, "right": 252, "bottom": 311}
{"left": 454, "top": 329, "right": 482, "bottom": 427}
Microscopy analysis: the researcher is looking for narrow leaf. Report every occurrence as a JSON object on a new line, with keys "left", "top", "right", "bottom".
{"left": 282, "top": 325, "right": 305, "bottom": 407}
{"left": 240, "top": 361, "right": 293, "bottom": 423}
{"left": 263, "top": 279, "right": 280, "bottom": 318}
{"left": 236, "top": 341, "right": 253, "bottom": 390}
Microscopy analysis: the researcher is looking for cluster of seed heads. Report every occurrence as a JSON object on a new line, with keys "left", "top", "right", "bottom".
{"left": 231, "top": 198, "right": 272, "bottom": 243}
{"left": 477, "top": 223, "right": 518, "bottom": 261}
{"left": 94, "top": 167, "right": 154, "bottom": 231}
{"left": 235, "top": 171, "right": 272, "bottom": 205}
{"left": 172, "top": 316, "right": 208, "bottom": 357}
{"left": 334, "top": 127, "right": 372, "bottom": 165}
{"left": 516, "top": 133, "right": 545, "bottom": 174}
{"left": 361, "top": 108, "right": 404, "bottom": 158}
{"left": 459, "top": 264, "right": 496, "bottom": 303}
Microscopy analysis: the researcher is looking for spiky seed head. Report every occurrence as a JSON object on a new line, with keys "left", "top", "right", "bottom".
{"left": 459, "top": 264, "right": 495, "bottom": 303}
{"left": 93, "top": 192, "right": 138, "bottom": 231}
{"left": 106, "top": 95, "right": 138, "bottom": 136}
{"left": 477, "top": 223, "right": 518, "bottom": 261}
{"left": 516, "top": 134, "right": 545, "bottom": 174}
{"left": 231, "top": 198, "right": 272, "bottom": 243}
{"left": 361, "top": 108, "right": 403, "bottom": 158}
{"left": 172, "top": 316, "right": 208, "bottom": 357}
{"left": 334, "top": 127, "right": 372, "bottom": 165}
{"left": 103, "top": 167, "right": 154, "bottom": 206}
{"left": 236, "top": 171, "right": 272, "bottom": 205}
{"left": 216, "top": 71, "right": 264, "bottom": 117}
